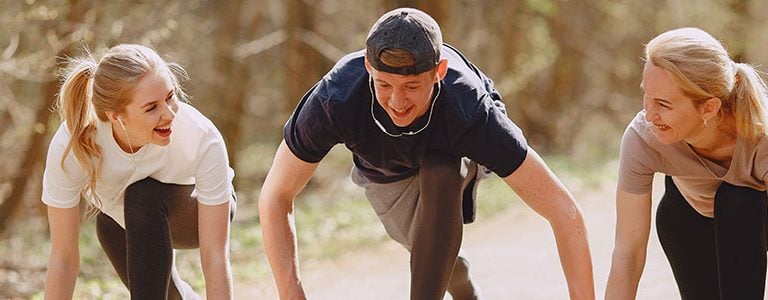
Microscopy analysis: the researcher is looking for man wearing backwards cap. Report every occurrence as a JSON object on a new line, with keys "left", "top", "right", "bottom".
{"left": 259, "top": 7, "right": 594, "bottom": 299}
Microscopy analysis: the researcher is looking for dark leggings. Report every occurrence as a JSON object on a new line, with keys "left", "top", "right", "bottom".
{"left": 96, "top": 177, "right": 234, "bottom": 299}
{"left": 656, "top": 176, "right": 767, "bottom": 300}
{"left": 411, "top": 153, "right": 481, "bottom": 300}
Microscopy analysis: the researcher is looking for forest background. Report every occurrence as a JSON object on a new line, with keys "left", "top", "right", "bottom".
{"left": 1, "top": 0, "right": 767, "bottom": 298}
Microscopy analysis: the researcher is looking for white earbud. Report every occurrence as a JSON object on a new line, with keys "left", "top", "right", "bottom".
{"left": 116, "top": 115, "right": 135, "bottom": 155}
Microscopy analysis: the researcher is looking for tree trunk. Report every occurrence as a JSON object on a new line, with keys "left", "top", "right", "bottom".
{"left": 212, "top": 0, "right": 261, "bottom": 184}
{"left": 0, "top": 0, "right": 92, "bottom": 237}
{"left": 284, "top": 0, "right": 324, "bottom": 109}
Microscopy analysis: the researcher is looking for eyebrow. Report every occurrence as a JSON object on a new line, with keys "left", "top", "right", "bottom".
{"left": 140, "top": 90, "right": 174, "bottom": 109}
{"left": 639, "top": 83, "right": 673, "bottom": 105}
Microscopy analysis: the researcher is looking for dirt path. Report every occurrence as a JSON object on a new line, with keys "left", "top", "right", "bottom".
{"left": 237, "top": 177, "right": 680, "bottom": 299}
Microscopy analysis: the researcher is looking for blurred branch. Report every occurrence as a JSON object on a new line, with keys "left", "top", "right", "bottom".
{"left": 235, "top": 30, "right": 286, "bottom": 60}
{"left": 2, "top": 34, "right": 19, "bottom": 60}
{"left": 0, "top": 82, "right": 21, "bottom": 133}
{"left": 300, "top": 29, "right": 345, "bottom": 63}
{"left": 0, "top": 57, "right": 55, "bottom": 83}
{"left": 0, "top": 25, "right": 92, "bottom": 83}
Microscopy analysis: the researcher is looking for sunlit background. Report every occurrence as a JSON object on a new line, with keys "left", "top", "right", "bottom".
{"left": 1, "top": 0, "right": 767, "bottom": 298}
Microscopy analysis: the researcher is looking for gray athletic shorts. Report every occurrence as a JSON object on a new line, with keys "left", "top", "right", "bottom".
{"left": 350, "top": 158, "right": 486, "bottom": 249}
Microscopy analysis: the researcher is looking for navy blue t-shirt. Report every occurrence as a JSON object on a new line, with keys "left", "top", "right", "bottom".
{"left": 284, "top": 44, "right": 528, "bottom": 184}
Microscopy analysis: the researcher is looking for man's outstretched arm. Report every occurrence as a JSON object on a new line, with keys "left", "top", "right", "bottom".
{"left": 258, "top": 140, "right": 319, "bottom": 300}
{"left": 503, "top": 147, "right": 595, "bottom": 300}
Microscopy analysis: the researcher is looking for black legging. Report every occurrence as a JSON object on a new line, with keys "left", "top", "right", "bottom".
{"left": 96, "top": 177, "right": 235, "bottom": 299}
{"left": 656, "top": 176, "right": 767, "bottom": 300}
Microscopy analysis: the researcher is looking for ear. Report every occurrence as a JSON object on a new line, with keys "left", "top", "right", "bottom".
{"left": 364, "top": 57, "right": 372, "bottom": 73}
{"left": 699, "top": 97, "right": 722, "bottom": 120}
{"left": 435, "top": 59, "right": 448, "bottom": 81}
{"left": 105, "top": 111, "right": 120, "bottom": 123}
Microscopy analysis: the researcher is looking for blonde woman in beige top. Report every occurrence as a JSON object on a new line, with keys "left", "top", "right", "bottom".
{"left": 606, "top": 28, "right": 768, "bottom": 300}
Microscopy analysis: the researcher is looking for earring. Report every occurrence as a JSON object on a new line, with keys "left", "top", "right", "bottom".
{"left": 703, "top": 117, "right": 708, "bottom": 128}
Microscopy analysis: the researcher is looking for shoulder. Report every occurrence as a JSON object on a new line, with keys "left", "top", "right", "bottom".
{"left": 617, "top": 111, "right": 661, "bottom": 193}
{"left": 441, "top": 44, "right": 490, "bottom": 95}
{"left": 437, "top": 45, "right": 501, "bottom": 124}
{"left": 45, "top": 122, "right": 75, "bottom": 166}
{"left": 294, "top": 50, "right": 369, "bottom": 121}
{"left": 621, "top": 111, "right": 658, "bottom": 149}
{"left": 49, "top": 122, "right": 73, "bottom": 147}
{"left": 314, "top": 50, "right": 369, "bottom": 104}
{"left": 619, "top": 111, "right": 665, "bottom": 171}
{"left": 748, "top": 134, "right": 768, "bottom": 175}
{"left": 175, "top": 102, "right": 226, "bottom": 144}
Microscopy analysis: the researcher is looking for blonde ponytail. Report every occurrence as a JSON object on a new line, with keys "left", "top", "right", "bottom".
{"left": 730, "top": 63, "right": 768, "bottom": 141}
{"left": 57, "top": 57, "right": 103, "bottom": 207}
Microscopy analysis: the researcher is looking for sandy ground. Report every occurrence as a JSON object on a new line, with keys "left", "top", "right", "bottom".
{"left": 233, "top": 176, "right": 695, "bottom": 299}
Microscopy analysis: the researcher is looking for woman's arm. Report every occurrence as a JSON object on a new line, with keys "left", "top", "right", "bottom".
{"left": 198, "top": 201, "right": 233, "bottom": 299}
{"left": 44, "top": 205, "right": 81, "bottom": 300}
{"left": 605, "top": 189, "right": 653, "bottom": 300}
{"left": 502, "top": 147, "right": 595, "bottom": 300}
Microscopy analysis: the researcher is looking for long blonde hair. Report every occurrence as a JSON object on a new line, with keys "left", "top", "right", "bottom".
{"left": 645, "top": 27, "right": 768, "bottom": 141}
{"left": 56, "top": 44, "right": 188, "bottom": 208}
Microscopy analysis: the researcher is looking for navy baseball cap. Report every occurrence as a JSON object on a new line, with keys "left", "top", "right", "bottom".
{"left": 365, "top": 8, "right": 442, "bottom": 75}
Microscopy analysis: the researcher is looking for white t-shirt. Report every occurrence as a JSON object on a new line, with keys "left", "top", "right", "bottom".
{"left": 42, "top": 102, "right": 235, "bottom": 228}
{"left": 618, "top": 111, "right": 768, "bottom": 217}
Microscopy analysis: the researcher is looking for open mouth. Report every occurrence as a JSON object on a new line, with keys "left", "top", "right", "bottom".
{"left": 652, "top": 123, "right": 670, "bottom": 132}
{"left": 391, "top": 106, "right": 411, "bottom": 118}
{"left": 154, "top": 125, "right": 172, "bottom": 137}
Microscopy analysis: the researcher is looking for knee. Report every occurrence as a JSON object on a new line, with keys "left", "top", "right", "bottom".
{"left": 124, "top": 177, "right": 169, "bottom": 226}
{"left": 715, "top": 183, "right": 767, "bottom": 212}
{"left": 125, "top": 178, "right": 164, "bottom": 208}
{"left": 420, "top": 153, "right": 462, "bottom": 185}
{"left": 452, "top": 255, "right": 470, "bottom": 280}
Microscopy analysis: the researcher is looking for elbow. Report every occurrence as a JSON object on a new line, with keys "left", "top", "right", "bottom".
{"left": 258, "top": 192, "right": 293, "bottom": 221}
{"left": 47, "top": 253, "right": 80, "bottom": 281}
{"left": 548, "top": 196, "right": 586, "bottom": 229}
{"left": 610, "top": 244, "right": 647, "bottom": 281}
{"left": 201, "top": 251, "right": 231, "bottom": 278}
{"left": 611, "top": 246, "right": 646, "bottom": 266}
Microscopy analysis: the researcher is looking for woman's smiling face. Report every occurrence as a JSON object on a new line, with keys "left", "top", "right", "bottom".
{"left": 111, "top": 70, "right": 178, "bottom": 153}
{"left": 641, "top": 62, "right": 706, "bottom": 144}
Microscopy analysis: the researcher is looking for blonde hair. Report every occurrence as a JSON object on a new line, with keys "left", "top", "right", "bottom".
{"left": 56, "top": 44, "right": 188, "bottom": 209}
{"left": 645, "top": 27, "right": 768, "bottom": 141}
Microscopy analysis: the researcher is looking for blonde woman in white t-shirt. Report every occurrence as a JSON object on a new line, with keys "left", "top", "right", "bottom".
{"left": 42, "top": 44, "right": 235, "bottom": 299}
{"left": 606, "top": 28, "right": 768, "bottom": 299}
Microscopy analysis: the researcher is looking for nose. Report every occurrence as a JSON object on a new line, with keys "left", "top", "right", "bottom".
{"left": 644, "top": 104, "right": 658, "bottom": 122}
{"left": 389, "top": 87, "right": 407, "bottom": 109}
{"left": 162, "top": 102, "right": 177, "bottom": 120}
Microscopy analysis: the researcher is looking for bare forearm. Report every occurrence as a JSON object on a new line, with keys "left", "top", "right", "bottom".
{"left": 44, "top": 257, "right": 79, "bottom": 299}
{"left": 202, "top": 256, "right": 233, "bottom": 300}
{"left": 260, "top": 198, "right": 306, "bottom": 300}
{"left": 551, "top": 212, "right": 595, "bottom": 300}
{"left": 607, "top": 190, "right": 653, "bottom": 299}
{"left": 605, "top": 251, "right": 646, "bottom": 299}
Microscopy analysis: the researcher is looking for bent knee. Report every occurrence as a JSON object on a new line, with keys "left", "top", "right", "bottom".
{"left": 420, "top": 154, "right": 462, "bottom": 182}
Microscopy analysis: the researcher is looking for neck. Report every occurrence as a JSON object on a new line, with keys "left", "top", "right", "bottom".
{"left": 112, "top": 124, "right": 141, "bottom": 154}
{"left": 686, "top": 116, "right": 737, "bottom": 153}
